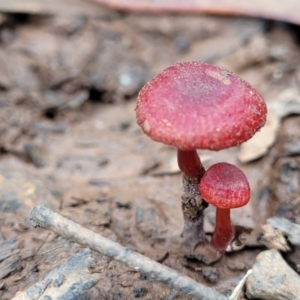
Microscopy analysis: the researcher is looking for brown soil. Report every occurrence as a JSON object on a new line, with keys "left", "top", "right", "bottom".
{"left": 1, "top": 9, "right": 300, "bottom": 300}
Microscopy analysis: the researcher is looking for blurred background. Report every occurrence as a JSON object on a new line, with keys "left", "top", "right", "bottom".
{"left": 1, "top": 0, "right": 300, "bottom": 299}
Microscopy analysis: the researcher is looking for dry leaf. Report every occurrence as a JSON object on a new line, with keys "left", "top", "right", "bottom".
{"left": 238, "top": 88, "right": 300, "bottom": 163}
{"left": 238, "top": 110, "right": 280, "bottom": 162}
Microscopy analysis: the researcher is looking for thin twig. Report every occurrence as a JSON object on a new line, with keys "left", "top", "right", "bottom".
{"left": 30, "top": 205, "right": 227, "bottom": 300}
{"left": 229, "top": 269, "right": 252, "bottom": 300}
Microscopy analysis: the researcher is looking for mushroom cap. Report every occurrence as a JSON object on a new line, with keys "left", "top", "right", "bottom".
{"left": 136, "top": 61, "right": 267, "bottom": 151}
{"left": 199, "top": 162, "right": 250, "bottom": 209}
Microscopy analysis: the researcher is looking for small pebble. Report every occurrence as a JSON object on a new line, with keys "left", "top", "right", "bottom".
{"left": 202, "top": 267, "right": 220, "bottom": 283}
{"left": 133, "top": 287, "right": 148, "bottom": 298}
{"left": 246, "top": 249, "right": 300, "bottom": 300}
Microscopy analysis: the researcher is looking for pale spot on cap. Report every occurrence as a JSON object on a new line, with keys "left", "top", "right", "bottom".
{"left": 143, "top": 120, "right": 151, "bottom": 132}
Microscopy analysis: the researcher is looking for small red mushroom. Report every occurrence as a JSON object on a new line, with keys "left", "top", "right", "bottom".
{"left": 199, "top": 162, "right": 250, "bottom": 253}
{"left": 135, "top": 61, "right": 266, "bottom": 250}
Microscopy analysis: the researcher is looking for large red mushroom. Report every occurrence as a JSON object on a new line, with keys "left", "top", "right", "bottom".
{"left": 136, "top": 61, "right": 266, "bottom": 251}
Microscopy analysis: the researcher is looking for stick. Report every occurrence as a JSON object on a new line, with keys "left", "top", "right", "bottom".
{"left": 30, "top": 205, "right": 227, "bottom": 300}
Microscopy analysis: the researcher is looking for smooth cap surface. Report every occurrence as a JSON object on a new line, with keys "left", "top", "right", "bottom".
{"left": 199, "top": 162, "right": 250, "bottom": 209}
{"left": 136, "top": 61, "right": 267, "bottom": 151}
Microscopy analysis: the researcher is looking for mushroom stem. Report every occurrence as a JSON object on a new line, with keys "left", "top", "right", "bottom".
{"left": 178, "top": 149, "right": 207, "bottom": 251}
{"left": 212, "top": 208, "right": 234, "bottom": 253}
{"left": 177, "top": 149, "right": 205, "bottom": 177}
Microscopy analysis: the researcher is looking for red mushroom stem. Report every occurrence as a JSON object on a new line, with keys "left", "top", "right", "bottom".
{"left": 177, "top": 149, "right": 205, "bottom": 178}
{"left": 212, "top": 208, "right": 234, "bottom": 253}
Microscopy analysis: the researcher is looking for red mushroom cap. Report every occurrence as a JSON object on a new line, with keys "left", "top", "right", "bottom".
{"left": 136, "top": 61, "right": 267, "bottom": 151}
{"left": 199, "top": 162, "right": 250, "bottom": 209}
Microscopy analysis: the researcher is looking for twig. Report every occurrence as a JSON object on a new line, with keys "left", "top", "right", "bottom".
{"left": 229, "top": 269, "right": 252, "bottom": 300}
{"left": 30, "top": 205, "right": 227, "bottom": 300}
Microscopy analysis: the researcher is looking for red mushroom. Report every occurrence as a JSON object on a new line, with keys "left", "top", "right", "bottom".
{"left": 135, "top": 61, "right": 266, "bottom": 250}
{"left": 199, "top": 162, "right": 250, "bottom": 253}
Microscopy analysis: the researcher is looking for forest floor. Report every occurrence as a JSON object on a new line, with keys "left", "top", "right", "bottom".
{"left": 1, "top": 3, "right": 300, "bottom": 299}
